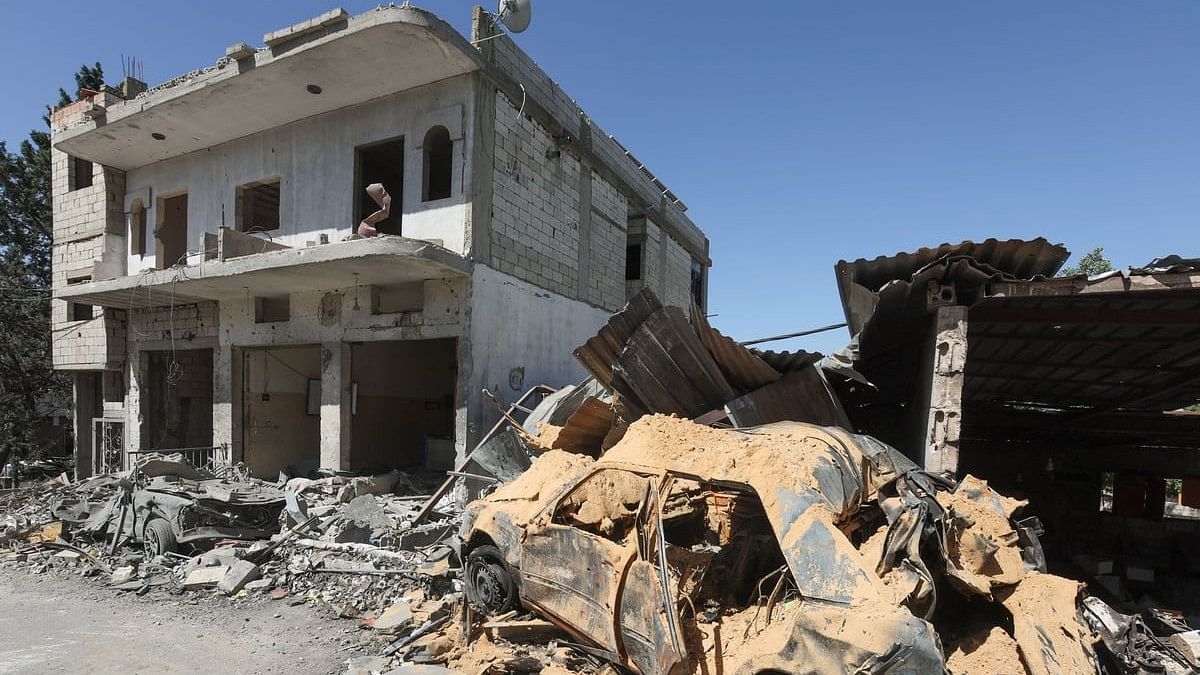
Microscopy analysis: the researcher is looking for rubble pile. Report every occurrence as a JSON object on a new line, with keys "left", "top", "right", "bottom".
{"left": 4, "top": 279, "right": 1200, "bottom": 674}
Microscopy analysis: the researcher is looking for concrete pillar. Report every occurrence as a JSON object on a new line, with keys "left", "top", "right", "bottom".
{"left": 212, "top": 344, "right": 237, "bottom": 464}
{"left": 72, "top": 373, "right": 96, "bottom": 480}
{"left": 319, "top": 341, "right": 351, "bottom": 471}
{"left": 915, "top": 305, "right": 968, "bottom": 475}
{"left": 124, "top": 350, "right": 145, "bottom": 457}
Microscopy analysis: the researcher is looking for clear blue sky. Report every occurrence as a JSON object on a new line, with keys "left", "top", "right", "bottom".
{"left": 4, "top": 1, "right": 1197, "bottom": 354}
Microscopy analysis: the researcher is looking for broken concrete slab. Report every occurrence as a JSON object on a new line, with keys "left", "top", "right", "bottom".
{"left": 183, "top": 565, "right": 229, "bottom": 589}
{"left": 218, "top": 560, "right": 261, "bottom": 595}
{"left": 243, "top": 578, "right": 272, "bottom": 592}
{"left": 372, "top": 601, "right": 413, "bottom": 633}
{"left": 344, "top": 655, "right": 390, "bottom": 675}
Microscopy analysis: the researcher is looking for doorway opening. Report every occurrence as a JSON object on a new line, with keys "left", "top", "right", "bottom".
{"left": 241, "top": 345, "right": 321, "bottom": 479}
{"left": 157, "top": 193, "right": 188, "bottom": 269}
{"left": 351, "top": 339, "right": 457, "bottom": 472}
{"left": 141, "top": 349, "right": 213, "bottom": 452}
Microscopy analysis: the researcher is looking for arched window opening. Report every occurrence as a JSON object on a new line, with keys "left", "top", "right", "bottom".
{"left": 422, "top": 125, "right": 453, "bottom": 202}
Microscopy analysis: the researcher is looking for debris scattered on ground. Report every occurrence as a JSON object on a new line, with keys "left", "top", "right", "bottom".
{"left": 3, "top": 285, "right": 1197, "bottom": 674}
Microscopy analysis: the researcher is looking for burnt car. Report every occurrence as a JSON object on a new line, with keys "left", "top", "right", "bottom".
{"left": 52, "top": 457, "right": 285, "bottom": 555}
{"left": 461, "top": 416, "right": 949, "bottom": 675}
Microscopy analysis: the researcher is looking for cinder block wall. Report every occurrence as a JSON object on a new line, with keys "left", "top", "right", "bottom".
{"left": 50, "top": 93, "right": 127, "bottom": 371}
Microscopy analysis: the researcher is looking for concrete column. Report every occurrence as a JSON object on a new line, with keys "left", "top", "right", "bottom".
{"left": 72, "top": 372, "right": 98, "bottom": 480}
{"left": 212, "top": 344, "right": 236, "bottom": 464}
{"left": 319, "top": 341, "right": 351, "bottom": 471}
{"left": 915, "top": 305, "right": 968, "bottom": 475}
{"left": 125, "top": 351, "right": 145, "bottom": 457}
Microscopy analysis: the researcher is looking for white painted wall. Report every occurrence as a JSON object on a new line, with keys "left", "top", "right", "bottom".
{"left": 122, "top": 75, "right": 475, "bottom": 273}
{"left": 464, "top": 263, "right": 610, "bottom": 455}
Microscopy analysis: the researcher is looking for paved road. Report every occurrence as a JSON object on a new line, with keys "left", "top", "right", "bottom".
{"left": 0, "top": 568, "right": 362, "bottom": 674}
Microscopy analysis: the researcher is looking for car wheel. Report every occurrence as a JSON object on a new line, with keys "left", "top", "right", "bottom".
{"left": 143, "top": 518, "right": 178, "bottom": 556}
{"left": 466, "top": 545, "right": 517, "bottom": 616}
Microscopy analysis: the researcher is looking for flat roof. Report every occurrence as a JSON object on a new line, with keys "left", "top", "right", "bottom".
{"left": 53, "top": 7, "right": 482, "bottom": 170}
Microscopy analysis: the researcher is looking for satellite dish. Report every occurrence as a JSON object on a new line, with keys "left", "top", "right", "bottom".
{"left": 497, "top": 0, "right": 532, "bottom": 33}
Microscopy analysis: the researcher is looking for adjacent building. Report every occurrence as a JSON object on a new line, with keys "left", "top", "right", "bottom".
{"left": 50, "top": 6, "right": 709, "bottom": 479}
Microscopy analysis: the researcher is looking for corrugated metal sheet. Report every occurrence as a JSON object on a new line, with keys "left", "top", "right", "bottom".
{"left": 725, "top": 368, "right": 851, "bottom": 429}
{"left": 552, "top": 397, "right": 616, "bottom": 457}
{"left": 612, "top": 305, "right": 736, "bottom": 418}
{"left": 689, "top": 303, "right": 781, "bottom": 391}
{"left": 574, "top": 288, "right": 662, "bottom": 388}
{"left": 750, "top": 348, "right": 824, "bottom": 374}
{"left": 835, "top": 238, "right": 1070, "bottom": 335}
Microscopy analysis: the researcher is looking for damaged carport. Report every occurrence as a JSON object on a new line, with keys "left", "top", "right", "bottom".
{"left": 833, "top": 240, "right": 1200, "bottom": 616}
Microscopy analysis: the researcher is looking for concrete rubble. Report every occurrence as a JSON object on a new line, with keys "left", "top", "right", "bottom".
{"left": 3, "top": 279, "right": 1199, "bottom": 674}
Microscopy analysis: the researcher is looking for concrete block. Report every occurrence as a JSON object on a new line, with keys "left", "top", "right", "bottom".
{"left": 243, "top": 578, "right": 272, "bottom": 592}
{"left": 371, "top": 601, "right": 413, "bottom": 633}
{"left": 183, "top": 565, "right": 229, "bottom": 589}
{"left": 110, "top": 566, "right": 136, "bottom": 585}
{"left": 218, "top": 560, "right": 261, "bottom": 595}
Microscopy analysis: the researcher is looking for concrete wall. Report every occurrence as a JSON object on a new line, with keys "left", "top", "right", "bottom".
{"left": 464, "top": 264, "right": 609, "bottom": 457}
{"left": 122, "top": 75, "right": 476, "bottom": 271}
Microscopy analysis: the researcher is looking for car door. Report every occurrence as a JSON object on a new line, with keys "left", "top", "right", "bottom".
{"left": 618, "top": 476, "right": 687, "bottom": 675}
{"left": 518, "top": 468, "right": 648, "bottom": 660}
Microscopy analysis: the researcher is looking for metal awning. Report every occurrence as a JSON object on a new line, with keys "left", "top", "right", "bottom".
{"left": 55, "top": 237, "right": 471, "bottom": 309}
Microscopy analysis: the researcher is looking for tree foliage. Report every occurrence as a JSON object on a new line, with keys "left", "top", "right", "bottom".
{"left": 0, "top": 63, "right": 106, "bottom": 461}
{"left": 1059, "top": 247, "right": 1115, "bottom": 277}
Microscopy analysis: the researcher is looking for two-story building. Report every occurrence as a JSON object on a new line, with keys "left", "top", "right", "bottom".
{"left": 50, "top": 6, "right": 709, "bottom": 479}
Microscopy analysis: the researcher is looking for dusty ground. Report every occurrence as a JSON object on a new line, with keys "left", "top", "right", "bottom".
{"left": 0, "top": 567, "right": 369, "bottom": 675}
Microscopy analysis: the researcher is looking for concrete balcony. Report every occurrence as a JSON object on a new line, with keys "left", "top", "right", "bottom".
{"left": 54, "top": 234, "right": 471, "bottom": 310}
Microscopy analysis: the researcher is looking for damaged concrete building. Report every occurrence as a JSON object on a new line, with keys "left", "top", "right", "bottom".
{"left": 48, "top": 6, "right": 709, "bottom": 480}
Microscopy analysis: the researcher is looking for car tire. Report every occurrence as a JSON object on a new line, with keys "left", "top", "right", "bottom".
{"left": 143, "top": 518, "right": 178, "bottom": 556}
{"left": 466, "top": 545, "right": 518, "bottom": 616}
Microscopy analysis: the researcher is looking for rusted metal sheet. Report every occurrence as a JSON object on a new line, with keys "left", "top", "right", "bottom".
{"left": 689, "top": 303, "right": 781, "bottom": 391}
{"left": 553, "top": 397, "right": 616, "bottom": 457}
{"left": 724, "top": 367, "right": 851, "bottom": 429}
{"left": 574, "top": 288, "right": 663, "bottom": 389}
{"left": 613, "top": 306, "right": 736, "bottom": 419}
{"left": 519, "top": 524, "right": 630, "bottom": 657}
{"left": 749, "top": 347, "right": 823, "bottom": 374}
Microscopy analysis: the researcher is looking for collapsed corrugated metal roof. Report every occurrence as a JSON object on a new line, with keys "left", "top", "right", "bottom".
{"left": 835, "top": 237, "right": 1070, "bottom": 335}
{"left": 689, "top": 304, "right": 781, "bottom": 391}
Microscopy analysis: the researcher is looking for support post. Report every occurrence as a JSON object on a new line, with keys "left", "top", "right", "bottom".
{"left": 319, "top": 341, "right": 352, "bottom": 471}
{"left": 917, "top": 305, "right": 968, "bottom": 475}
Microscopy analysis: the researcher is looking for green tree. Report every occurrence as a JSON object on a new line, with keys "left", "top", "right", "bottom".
{"left": 0, "top": 63, "right": 106, "bottom": 468}
{"left": 1059, "top": 247, "right": 1115, "bottom": 277}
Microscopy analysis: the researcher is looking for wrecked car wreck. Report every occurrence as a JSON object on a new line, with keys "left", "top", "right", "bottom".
{"left": 50, "top": 457, "right": 285, "bottom": 555}
{"left": 462, "top": 414, "right": 1098, "bottom": 674}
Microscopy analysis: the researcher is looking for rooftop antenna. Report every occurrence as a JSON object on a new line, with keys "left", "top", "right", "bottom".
{"left": 496, "top": 0, "right": 532, "bottom": 33}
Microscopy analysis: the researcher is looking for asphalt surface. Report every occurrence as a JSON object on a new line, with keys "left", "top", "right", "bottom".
{"left": 0, "top": 567, "right": 364, "bottom": 674}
